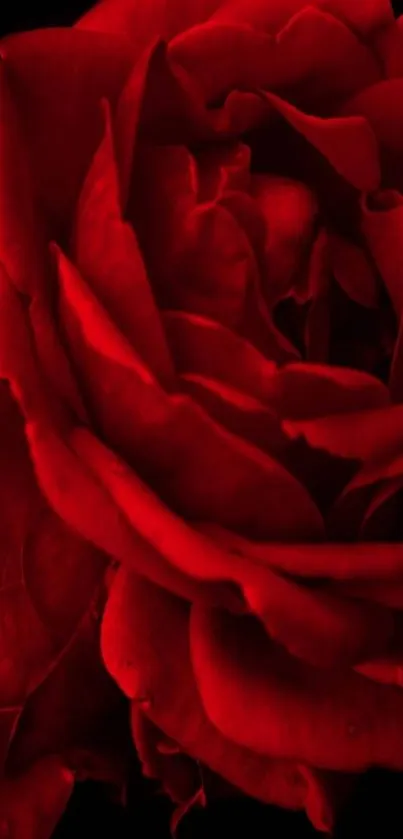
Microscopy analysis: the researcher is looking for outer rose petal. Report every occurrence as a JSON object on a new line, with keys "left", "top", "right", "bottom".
{"left": 170, "top": 8, "right": 380, "bottom": 107}
{"left": 102, "top": 569, "right": 341, "bottom": 832}
{"left": 73, "top": 101, "right": 175, "bottom": 387}
{"left": 283, "top": 404, "right": 403, "bottom": 461}
{"left": 190, "top": 605, "right": 403, "bottom": 771}
{"left": 0, "top": 758, "right": 74, "bottom": 839}
{"left": 212, "top": 0, "right": 394, "bottom": 37}
{"left": 0, "top": 61, "right": 45, "bottom": 296}
{"left": 0, "top": 276, "right": 243, "bottom": 608}
{"left": 343, "top": 81, "right": 403, "bottom": 191}
{"left": 77, "top": 0, "right": 224, "bottom": 43}
{"left": 196, "top": 524, "right": 403, "bottom": 582}
{"left": 378, "top": 15, "right": 403, "bottom": 77}
{"left": 7, "top": 608, "right": 127, "bottom": 781}
{"left": 0, "top": 29, "right": 132, "bottom": 234}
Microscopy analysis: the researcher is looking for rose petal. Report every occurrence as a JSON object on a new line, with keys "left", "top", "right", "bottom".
{"left": 361, "top": 189, "right": 403, "bottom": 317}
{"left": 197, "top": 144, "right": 251, "bottom": 201}
{"left": 0, "top": 758, "right": 73, "bottom": 839}
{"left": 355, "top": 656, "right": 403, "bottom": 688}
{"left": 198, "top": 523, "right": 403, "bottom": 581}
{"left": 212, "top": 0, "right": 394, "bottom": 37}
{"left": 283, "top": 405, "right": 403, "bottom": 461}
{"left": 0, "top": 65, "right": 86, "bottom": 421}
{"left": 27, "top": 419, "right": 232, "bottom": 607}
{"left": 28, "top": 297, "right": 88, "bottom": 422}
{"left": 132, "top": 144, "right": 255, "bottom": 330}
{"left": 266, "top": 363, "right": 389, "bottom": 419}
{"left": 334, "top": 577, "right": 403, "bottom": 610}
{"left": 102, "top": 570, "right": 339, "bottom": 831}
{"left": 131, "top": 712, "right": 202, "bottom": 805}
{"left": 180, "top": 374, "right": 286, "bottom": 455}
{"left": 0, "top": 60, "right": 45, "bottom": 296}
{"left": 20, "top": 509, "right": 105, "bottom": 648}
{"left": 327, "top": 233, "right": 379, "bottom": 308}
{"left": 242, "top": 570, "right": 394, "bottom": 668}
{"left": 344, "top": 80, "right": 403, "bottom": 156}
{"left": 0, "top": 381, "right": 105, "bottom": 715}
{"left": 7, "top": 609, "right": 126, "bottom": 778}
{"left": 191, "top": 605, "right": 403, "bottom": 771}
{"left": 71, "top": 430, "right": 324, "bottom": 593}
{"left": 0, "top": 288, "right": 241, "bottom": 608}
{"left": 265, "top": 92, "right": 380, "bottom": 192}
{"left": 163, "top": 311, "right": 277, "bottom": 401}
{"left": 77, "top": 0, "right": 223, "bottom": 42}
{"left": 170, "top": 8, "right": 379, "bottom": 106}
{"left": 360, "top": 477, "right": 403, "bottom": 538}
{"left": 0, "top": 264, "right": 77, "bottom": 430}
{"left": 72, "top": 426, "right": 395, "bottom": 671}
{"left": 251, "top": 175, "right": 318, "bottom": 306}
{"left": 73, "top": 100, "right": 175, "bottom": 387}
{"left": 113, "top": 39, "right": 210, "bottom": 207}
{"left": 57, "top": 250, "right": 321, "bottom": 538}
{"left": 1, "top": 29, "right": 132, "bottom": 233}
{"left": 377, "top": 16, "right": 403, "bottom": 78}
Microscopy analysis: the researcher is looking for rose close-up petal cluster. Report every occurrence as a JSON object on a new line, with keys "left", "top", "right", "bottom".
{"left": 3, "top": 0, "right": 403, "bottom": 835}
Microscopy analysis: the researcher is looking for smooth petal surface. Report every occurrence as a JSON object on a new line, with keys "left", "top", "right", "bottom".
{"left": 170, "top": 8, "right": 379, "bottom": 107}
{"left": 0, "top": 759, "right": 74, "bottom": 839}
{"left": 77, "top": 0, "right": 224, "bottom": 42}
{"left": 283, "top": 405, "right": 403, "bottom": 461}
{"left": 102, "top": 569, "right": 340, "bottom": 831}
{"left": 212, "top": 0, "right": 394, "bottom": 37}
{"left": 163, "top": 311, "right": 277, "bottom": 401}
{"left": 0, "top": 72, "right": 88, "bottom": 421}
{"left": 191, "top": 605, "right": 403, "bottom": 771}
{"left": 199, "top": 524, "right": 403, "bottom": 581}
{"left": 265, "top": 364, "right": 389, "bottom": 419}
{"left": 264, "top": 92, "right": 380, "bottom": 192}
{"left": 1, "top": 29, "right": 132, "bottom": 233}
{"left": 73, "top": 102, "right": 175, "bottom": 387}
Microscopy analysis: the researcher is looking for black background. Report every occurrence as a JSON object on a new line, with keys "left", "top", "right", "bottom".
{"left": 2, "top": 1, "right": 403, "bottom": 837}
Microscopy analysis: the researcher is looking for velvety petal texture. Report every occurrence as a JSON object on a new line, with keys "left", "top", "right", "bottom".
{"left": 2, "top": 0, "right": 403, "bottom": 834}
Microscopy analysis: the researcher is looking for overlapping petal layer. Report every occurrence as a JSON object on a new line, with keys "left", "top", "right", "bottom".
{"left": 2, "top": 0, "right": 403, "bottom": 834}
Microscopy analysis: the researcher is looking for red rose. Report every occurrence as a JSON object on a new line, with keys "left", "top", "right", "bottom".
{"left": 2, "top": 0, "right": 403, "bottom": 833}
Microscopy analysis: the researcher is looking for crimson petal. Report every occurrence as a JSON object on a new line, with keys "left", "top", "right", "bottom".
{"left": 264, "top": 91, "right": 380, "bottom": 192}
{"left": 57, "top": 250, "right": 321, "bottom": 537}
{"left": 77, "top": 0, "right": 223, "bottom": 42}
{"left": 102, "top": 570, "right": 341, "bottom": 831}
{"left": 73, "top": 101, "right": 175, "bottom": 387}
{"left": 0, "top": 758, "right": 73, "bottom": 839}
{"left": 163, "top": 311, "right": 277, "bottom": 401}
{"left": 170, "top": 8, "right": 379, "bottom": 107}
{"left": 1, "top": 29, "right": 132, "bottom": 233}
{"left": 191, "top": 605, "right": 403, "bottom": 771}
{"left": 212, "top": 0, "right": 393, "bottom": 36}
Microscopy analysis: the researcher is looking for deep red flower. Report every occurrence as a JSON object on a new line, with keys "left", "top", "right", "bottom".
{"left": 2, "top": 0, "right": 403, "bottom": 834}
